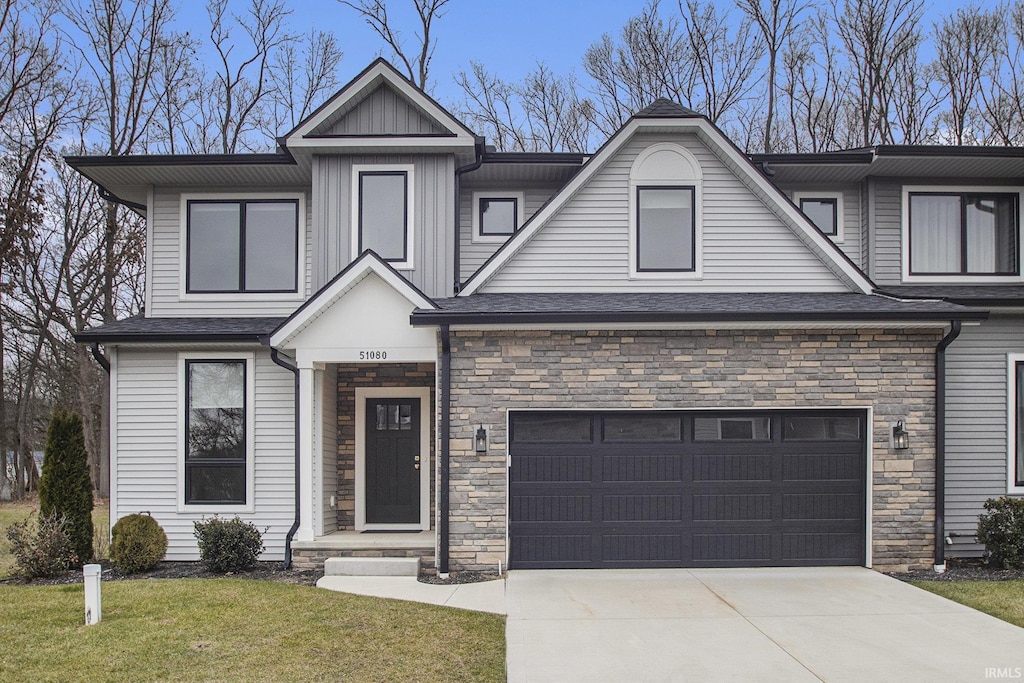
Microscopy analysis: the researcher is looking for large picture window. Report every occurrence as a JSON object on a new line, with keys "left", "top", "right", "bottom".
{"left": 636, "top": 186, "right": 696, "bottom": 272}
{"left": 908, "top": 192, "right": 1019, "bottom": 276}
{"left": 187, "top": 199, "right": 299, "bottom": 293}
{"left": 358, "top": 171, "right": 409, "bottom": 262}
{"left": 185, "top": 360, "right": 247, "bottom": 505}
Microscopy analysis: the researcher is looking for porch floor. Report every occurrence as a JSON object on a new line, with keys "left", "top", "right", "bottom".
{"left": 292, "top": 530, "right": 436, "bottom": 552}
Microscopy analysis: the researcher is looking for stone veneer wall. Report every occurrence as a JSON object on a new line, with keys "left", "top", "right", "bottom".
{"left": 333, "top": 363, "right": 436, "bottom": 530}
{"left": 446, "top": 328, "right": 943, "bottom": 573}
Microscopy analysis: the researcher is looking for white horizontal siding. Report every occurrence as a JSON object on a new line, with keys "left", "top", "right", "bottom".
{"left": 945, "top": 316, "right": 1024, "bottom": 557}
{"left": 778, "top": 185, "right": 864, "bottom": 269}
{"left": 481, "top": 133, "right": 850, "bottom": 293}
{"left": 311, "top": 154, "right": 454, "bottom": 298}
{"left": 148, "top": 187, "right": 313, "bottom": 317}
{"left": 459, "top": 185, "right": 560, "bottom": 282}
{"left": 113, "top": 347, "right": 295, "bottom": 561}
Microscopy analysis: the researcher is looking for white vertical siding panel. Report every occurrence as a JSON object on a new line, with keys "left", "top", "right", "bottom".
{"left": 482, "top": 133, "right": 849, "bottom": 293}
{"left": 148, "top": 187, "right": 312, "bottom": 317}
{"left": 113, "top": 347, "right": 295, "bottom": 561}
{"left": 945, "top": 316, "right": 1024, "bottom": 557}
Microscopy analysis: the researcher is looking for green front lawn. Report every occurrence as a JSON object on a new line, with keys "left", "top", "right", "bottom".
{"left": 0, "top": 579, "right": 506, "bottom": 682}
{"left": 911, "top": 580, "right": 1024, "bottom": 629}
{"left": 0, "top": 498, "right": 110, "bottom": 577}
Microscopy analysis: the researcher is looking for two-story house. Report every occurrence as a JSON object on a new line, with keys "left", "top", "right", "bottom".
{"left": 72, "top": 59, "right": 1019, "bottom": 576}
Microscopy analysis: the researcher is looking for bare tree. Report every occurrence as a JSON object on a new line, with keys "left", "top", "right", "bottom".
{"left": 735, "top": 0, "right": 808, "bottom": 152}
{"left": 265, "top": 29, "right": 344, "bottom": 135}
{"left": 340, "top": 0, "right": 451, "bottom": 91}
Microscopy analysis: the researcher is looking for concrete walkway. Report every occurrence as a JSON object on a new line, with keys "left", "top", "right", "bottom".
{"left": 316, "top": 575, "right": 506, "bottom": 614}
{"left": 506, "top": 567, "right": 1024, "bottom": 683}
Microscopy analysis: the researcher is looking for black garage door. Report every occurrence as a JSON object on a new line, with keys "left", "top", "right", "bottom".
{"left": 508, "top": 410, "right": 867, "bottom": 569}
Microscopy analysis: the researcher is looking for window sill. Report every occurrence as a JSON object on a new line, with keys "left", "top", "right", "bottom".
{"left": 177, "top": 503, "right": 255, "bottom": 515}
{"left": 901, "top": 274, "right": 1024, "bottom": 285}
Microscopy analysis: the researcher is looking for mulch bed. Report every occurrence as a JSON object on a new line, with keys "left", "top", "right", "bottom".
{"left": 418, "top": 571, "right": 503, "bottom": 585}
{"left": 887, "top": 557, "right": 1024, "bottom": 582}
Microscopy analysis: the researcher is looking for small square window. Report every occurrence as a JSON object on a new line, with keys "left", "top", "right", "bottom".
{"left": 636, "top": 186, "right": 695, "bottom": 272}
{"left": 799, "top": 198, "right": 838, "bottom": 236}
{"left": 479, "top": 198, "right": 518, "bottom": 236}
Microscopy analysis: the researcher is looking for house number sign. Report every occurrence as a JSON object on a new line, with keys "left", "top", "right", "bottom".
{"left": 359, "top": 350, "right": 388, "bottom": 360}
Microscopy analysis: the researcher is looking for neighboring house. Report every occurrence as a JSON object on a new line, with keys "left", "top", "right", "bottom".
{"left": 70, "top": 59, "right": 1022, "bottom": 575}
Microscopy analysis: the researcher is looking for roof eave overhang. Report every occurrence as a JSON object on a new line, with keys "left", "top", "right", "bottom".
{"left": 74, "top": 332, "right": 268, "bottom": 344}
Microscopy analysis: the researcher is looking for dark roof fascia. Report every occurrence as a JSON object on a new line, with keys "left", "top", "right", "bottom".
{"left": 74, "top": 329, "right": 273, "bottom": 344}
{"left": 270, "top": 249, "right": 437, "bottom": 339}
{"left": 299, "top": 133, "right": 458, "bottom": 140}
{"left": 749, "top": 152, "right": 874, "bottom": 165}
{"left": 64, "top": 152, "right": 297, "bottom": 168}
{"left": 873, "top": 145, "right": 1024, "bottom": 159}
{"left": 480, "top": 152, "right": 588, "bottom": 164}
{"left": 410, "top": 309, "right": 987, "bottom": 327}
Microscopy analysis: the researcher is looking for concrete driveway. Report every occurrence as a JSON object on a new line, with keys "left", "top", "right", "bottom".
{"left": 506, "top": 567, "right": 1024, "bottom": 682}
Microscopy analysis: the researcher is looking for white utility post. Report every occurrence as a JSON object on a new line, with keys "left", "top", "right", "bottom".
{"left": 83, "top": 564, "right": 102, "bottom": 625}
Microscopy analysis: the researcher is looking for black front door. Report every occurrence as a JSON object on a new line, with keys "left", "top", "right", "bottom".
{"left": 365, "top": 398, "right": 421, "bottom": 524}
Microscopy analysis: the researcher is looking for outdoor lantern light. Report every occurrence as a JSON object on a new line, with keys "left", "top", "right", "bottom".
{"left": 475, "top": 425, "right": 488, "bottom": 453}
{"left": 892, "top": 420, "right": 909, "bottom": 450}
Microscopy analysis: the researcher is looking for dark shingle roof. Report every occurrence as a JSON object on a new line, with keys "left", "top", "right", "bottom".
{"left": 879, "top": 286, "right": 1024, "bottom": 306}
{"left": 634, "top": 98, "right": 701, "bottom": 118}
{"left": 75, "top": 316, "right": 285, "bottom": 343}
{"left": 410, "top": 292, "right": 983, "bottom": 325}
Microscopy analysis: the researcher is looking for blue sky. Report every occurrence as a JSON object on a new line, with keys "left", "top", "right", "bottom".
{"left": 174, "top": 0, "right": 973, "bottom": 106}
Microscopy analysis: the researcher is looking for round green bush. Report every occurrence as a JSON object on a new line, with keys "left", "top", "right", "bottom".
{"left": 977, "top": 496, "right": 1024, "bottom": 570}
{"left": 110, "top": 514, "right": 168, "bottom": 574}
{"left": 194, "top": 516, "right": 265, "bottom": 573}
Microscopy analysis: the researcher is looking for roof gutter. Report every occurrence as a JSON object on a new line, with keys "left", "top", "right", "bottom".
{"left": 453, "top": 137, "right": 485, "bottom": 294}
{"left": 268, "top": 347, "right": 301, "bottom": 569}
{"left": 89, "top": 342, "right": 110, "bottom": 373}
{"left": 438, "top": 325, "right": 451, "bottom": 577}
{"left": 934, "top": 320, "right": 962, "bottom": 573}
{"left": 98, "top": 187, "right": 147, "bottom": 214}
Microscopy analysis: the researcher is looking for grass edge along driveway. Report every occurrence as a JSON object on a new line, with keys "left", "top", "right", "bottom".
{"left": 911, "top": 579, "right": 1024, "bottom": 629}
{"left": 0, "top": 579, "right": 505, "bottom": 683}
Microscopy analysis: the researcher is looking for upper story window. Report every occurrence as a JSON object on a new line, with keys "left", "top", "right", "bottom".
{"left": 353, "top": 164, "right": 415, "bottom": 268}
{"left": 1007, "top": 354, "right": 1024, "bottom": 493}
{"left": 629, "top": 142, "right": 703, "bottom": 279}
{"left": 636, "top": 186, "right": 696, "bottom": 272}
{"left": 179, "top": 352, "right": 255, "bottom": 512}
{"left": 472, "top": 191, "right": 525, "bottom": 243}
{"left": 186, "top": 198, "right": 300, "bottom": 294}
{"left": 793, "top": 191, "right": 844, "bottom": 241}
{"left": 904, "top": 187, "right": 1021, "bottom": 280}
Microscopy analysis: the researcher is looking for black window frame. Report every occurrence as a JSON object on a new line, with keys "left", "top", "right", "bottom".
{"left": 907, "top": 191, "right": 1020, "bottom": 276}
{"left": 477, "top": 196, "right": 519, "bottom": 237}
{"left": 1015, "top": 361, "right": 1024, "bottom": 489}
{"left": 636, "top": 185, "right": 697, "bottom": 273}
{"left": 184, "top": 359, "right": 247, "bottom": 506}
{"left": 185, "top": 198, "right": 300, "bottom": 294}
{"left": 798, "top": 197, "right": 839, "bottom": 236}
{"left": 357, "top": 170, "right": 409, "bottom": 263}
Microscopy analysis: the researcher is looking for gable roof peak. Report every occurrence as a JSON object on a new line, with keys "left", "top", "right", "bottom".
{"left": 634, "top": 98, "right": 701, "bottom": 119}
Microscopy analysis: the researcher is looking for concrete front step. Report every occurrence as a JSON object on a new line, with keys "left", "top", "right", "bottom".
{"left": 324, "top": 556, "right": 421, "bottom": 577}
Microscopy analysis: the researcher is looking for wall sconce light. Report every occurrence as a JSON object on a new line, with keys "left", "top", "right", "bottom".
{"left": 475, "top": 425, "right": 489, "bottom": 453}
{"left": 892, "top": 420, "right": 909, "bottom": 450}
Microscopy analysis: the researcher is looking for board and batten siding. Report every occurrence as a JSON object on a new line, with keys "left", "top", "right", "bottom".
{"left": 459, "top": 185, "right": 561, "bottom": 283}
{"left": 945, "top": 315, "right": 1024, "bottom": 557}
{"left": 112, "top": 347, "right": 295, "bottom": 561}
{"left": 480, "top": 133, "right": 851, "bottom": 293}
{"left": 148, "top": 186, "right": 313, "bottom": 317}
{"left": 327, "top": 85, "right": 445, "bottom": 136}
{"left": 312, "top": 154, "right": 455, "bottom": 298}
{"left": 870, "top": 180, "right": 904, "bottom": 286}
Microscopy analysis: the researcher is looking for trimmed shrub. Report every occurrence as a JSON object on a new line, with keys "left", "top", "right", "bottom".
{"left": 110, "top": 514, "right": 168, "bottom": 574}
{"left": 5, "top": 512, "right": 78, "bottom": 579}
{"left": 194, "top": 516, "right": 265, "bottom": 573}
{"left": 977, "top": 496, "right": 1024, "bottom": 570}
{"left": 38, "top": 410, "right": 94, "bottom": 565}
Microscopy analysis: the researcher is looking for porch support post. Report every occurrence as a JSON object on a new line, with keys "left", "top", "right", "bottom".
{"left": 297, "top": 366, "right": 316, "bottom": 542}
{"left": 439, "top": 325, "right": 451, "bottom": 575}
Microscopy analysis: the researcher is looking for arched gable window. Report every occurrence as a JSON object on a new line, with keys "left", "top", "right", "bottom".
{"left": 628, "top": 142, "right": 703, "bottom": 278}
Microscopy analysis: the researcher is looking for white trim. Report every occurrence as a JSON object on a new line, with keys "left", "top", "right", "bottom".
{"left": 312, "top": 368, "right": 324, "bottom": 537}
{"left": 351, "top": 164, "right": 416, "bottom": 270}
{"left": 502, "top": 405, "right": 875, "bottom": 569}
{"left": 793, "top": 190, "right": 845, "bottom": 244}
{"left": 297, "top": 367, "right": 315, "bottom": 541}
{"left": 1006, "top": 354, "right": 1024, "bottom": 495}
{"left": 471, "top": 191, "right": 525, "bottom": 244}
{"left": 459, "top": 117, "right": 873, "bottom": 295}
{"left": 355, "top": 387, "right": 431, "bottom": 531}
{"left": 270, "top": 251, "right": 436, "bottom": 349}
{"left": 285, "top": 61, "right": 476, "bottom": 146}
{"left": 144, "top": 186, "right": 154, "bottom": 315}
{"left": 178, "top": 191, "right": 307, "bottom": 301}
{"left": 109, "top": 347, "right": 119, "bottom": 532}
{"left": 176, "top": 351, "right": 256, "bottom": 514}
{"left": 901, "top": 185, "right": 1024, "bottom": 284}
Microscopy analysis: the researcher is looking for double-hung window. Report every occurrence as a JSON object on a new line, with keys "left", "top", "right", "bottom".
{"left": 180, "top": 353, "right": 254, "bottom": 510}
{"left": 907, "top": 191, "right": 1020, "bottom": 276}
{"left": 636, "top": 186, "right": 696, "bottom": 272}
{"left": 187, "top": 199, "right": 300, "bottom": 293}
{"left": 354, "top": 165, "right": 414, "bottom": 267}
{"left": 1008, "top": 355, "right": 1024, "bottom": 493}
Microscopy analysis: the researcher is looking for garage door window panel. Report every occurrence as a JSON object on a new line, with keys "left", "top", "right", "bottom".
{"left": 512, "top": 414, "right": 592, "bottom": 442}
{"left": 694, "top": 416, "right": 771, "bottom": 441}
